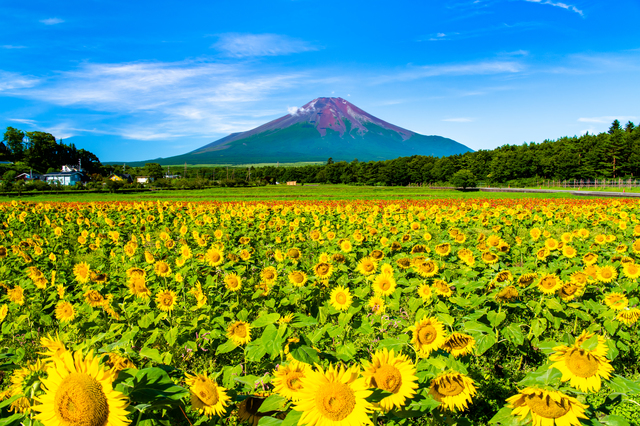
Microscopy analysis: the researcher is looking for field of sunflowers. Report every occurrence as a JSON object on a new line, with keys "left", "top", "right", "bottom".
{"left": 0, "top": 197, "right": 639, "bottom": 426}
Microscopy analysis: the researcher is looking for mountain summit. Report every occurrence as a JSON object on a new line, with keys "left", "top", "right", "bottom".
{"left": 133, "top": 97, "right": 472, "bottom": 165}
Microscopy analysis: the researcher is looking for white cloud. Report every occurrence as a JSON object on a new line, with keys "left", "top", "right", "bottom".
{"left": 287, "top": 106, "right": 300, "bottom": 115}
{"left": 524, "top": 0, "right": 584, "bottom": 16}
{"left": 212, "top": 33, "right": 317, "bottom": 57}
{"left": 443, "top": 118, "right": 474, "bottom": 122}
{"left": 578, "top": 116, "right": 636, "bottom": 124}
{"left": 7, "top": 118, "right": 37, "bottom": 126}
{"left": 373, "top": 60, "right": 523, "bottom": 84}
{"left": 40, "top": 18, "right": 64, "bottom": 25}
{"left": 0, "top": 71, "right": 39, "bottom": 91}
{"left": 1, "top": 45, "right": 27, "bottom": 49}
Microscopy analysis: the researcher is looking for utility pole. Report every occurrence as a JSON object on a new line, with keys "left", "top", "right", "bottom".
{"left": 184, "top": 162, "right": 187, "bottom": 179}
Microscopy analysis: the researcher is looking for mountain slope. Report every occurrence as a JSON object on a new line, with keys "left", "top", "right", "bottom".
{"left": 126, "top": 97, "right": 472, "bottom": 166}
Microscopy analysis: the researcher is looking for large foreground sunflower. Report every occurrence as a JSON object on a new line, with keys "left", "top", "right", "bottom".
{"left": 506, "top": 387, "right": 588, "bottom": 426}
{"left": 429, "top": 372, "right": 476, "bottom": 411}
{"left": 34, "top": 350, "right": 129, "bottom": 426}
{"left": 549, "top": 344, "right": 613, "bottom": 393}
{"left": 185, "top": 372, "right": 230, "bottom": 417}
{"left": 294, "top": 364, "right": 372, "bottom": 426}
{"left": 362, "top": 348, "right": 418, "bottom": 411}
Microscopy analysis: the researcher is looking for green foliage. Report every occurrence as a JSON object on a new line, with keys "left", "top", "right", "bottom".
{"left": 450, "top": 169, "right": 477, "bottom": 189}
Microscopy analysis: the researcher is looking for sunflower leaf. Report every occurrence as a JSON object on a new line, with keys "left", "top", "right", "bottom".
{"left": 257, "top": 395, "right": 289, "bottom": 413}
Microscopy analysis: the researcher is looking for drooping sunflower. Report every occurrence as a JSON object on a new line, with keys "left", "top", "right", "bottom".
{"left": 128, "top": 275, "right": 151, "bottom": 299}
{"left": 329, "top": 286, "right": 353, "bottom": 311}
{"left": 396, "top": 257, "right": 412, "bottom": 270}
{"left": 84, "top": 289, "right": 105, "bottom": 308}
{"left": 185, "top": 372, "right": 230, "bottom": 417}
{"left": 33, "top": 350, "right": 129, "bottom": 426}
{"left": 205, "top": 247, "right": 225, "bottom": 267}
{"left": 506, "top": 387, "right": 588, "bottom": 426}
{"left": 596, "top": 265, "right": 617, "bottom": 283}
{"left": 154, "top": 260, "right": 172, "bottom": 277}
{"left": 363, "top": 348, "right": 418, "bottom": 411}
{"left": 73, "top": 262, "right": 91, "bottom": 283}
{"left": 569, "top": 271, "right": 588, "bottom": 287}
{"left": 442, "top": 333, "right": 475, "bottom": 357}
{"left": 429, "top": 372, "right": 476, "bottom": 411}
{"left": 288, "top": 270, "right": 308, "bottom": 287}
{"left": 227, "top": 321, "right": 251, "bottom": 345}
{"left": 55, "top": 301, "right": 75, "bottom": 323}
{"left": 558, "top": 282, "right": 583, "bottom": 302}
{"left": 517, "top": 273, "right": 538, "bottom": 287}
{"left": 495, "top": 286, "right": 519, "bottom": 303}
{"left": 293, "top": 364, "right": 373, "bottom": 426}
{"left": 549, "top": 343, "right": 613, "bottom": 393}
{"left": 537, "top": 274, "right": 562, "bottom": 295}
{"left": 105, "top": 353, "right": 136, "bottom": 375}
{"left": 144, "top": 251, "right": 155, "bottom": 264}
{"left": 368, "top": 296, "right": 386, "bottom": 315}
{"left": 155, "top": 289, "right": 177, "bottom": 312}
{"left": 8, "top": 285, "right": 25, "bottom": 305}
{"left": 356, "top": 257, "right": 378, "bottom": 276}
{"left": 224, "top": 273, "right": 242, "bottom": 292}
{"left": 410, "top": 317, "right": 447, "bottom": 357}
{"left": 617, "top": 308, "right": 640, "bottom": 325}
{"left": 272, "top": 360, "right": 309, "bottom": 401}
{"left": 372, "top": 273, "right": 396, "bottom": 296}
{"left": 604, "top": 292, "right": 628, "bottom": 310}
{"left": 432, "top": 280, "right": 453, "bottom": 297}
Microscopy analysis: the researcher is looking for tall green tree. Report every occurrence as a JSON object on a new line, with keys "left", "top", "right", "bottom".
{"left": 2, "top": 127, "right": 25, "bottom": 161}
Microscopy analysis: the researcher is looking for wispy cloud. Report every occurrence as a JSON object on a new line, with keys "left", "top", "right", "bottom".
{"left": 578, "top": 116, "right": 636, "bottom": 124}
{"left": 0, "top": 71, "right": 39, "bottom": 91}
{"left": 1, "top": 45, "right": 27, "bottom": 49}
{"left": 419, "top": 21, "right": 541, "bottom": 42}
{"left": 7, "top": 118, "right": 38, "bottom": 126}
{"left": 212, "top": 33, "right": 317, "bottom": 58}
{"left": 40, "top": 17, "right": 64, "bottom": 25}
{"left": 373, "top": 60, "right": 524, "bottom": 84}
{"left": 443, "top": 117, "right": 475, "bottom": 122}
{"left": 523, "top": 0, "right": 584, "bottom": 16}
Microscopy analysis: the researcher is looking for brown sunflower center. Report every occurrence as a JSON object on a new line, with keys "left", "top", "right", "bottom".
{"left": 285, "top": 372, "right": 305, "bottom": 391}
{"left": 362, "top": 262, "right": 374, "bottom": 272}
{"left": 379, "top": 280, "right": 391, "bottom": 291}
{"left": 565, "top": 348, "right": 600, "bottom": 378}
{"left": 433, "top": 376, "right": 464, "bottom": 397}
{"left": 194, "top": 380, "right": 219, "bottom": 406}
{"left": 372, "top": 365, "right": 402, "bottom": 394}
{"left": 316, "top": 263, "right": 331, "bottom": 276}
{"left": 417, "top": 324, "right": 438, "bottom": 345}
{"left": 540, "top": 277, "right": 557, "bottom": 289}
{"left": 54, "top": 373, "right": 109, "bottom": 425}
{"left": 314, "top": 382, "right": 356, "bottom": 421}
{"left": 525, "top": 393, "right": 571, "bottom": 419}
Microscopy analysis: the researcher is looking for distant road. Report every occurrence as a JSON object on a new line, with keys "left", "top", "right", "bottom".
{"left": 478, "top": 187, "right": 640, "bottom": 198}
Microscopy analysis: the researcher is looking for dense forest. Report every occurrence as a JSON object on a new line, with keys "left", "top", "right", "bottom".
{"left": 2, "top": 119, "right": 639, "bottom": 189}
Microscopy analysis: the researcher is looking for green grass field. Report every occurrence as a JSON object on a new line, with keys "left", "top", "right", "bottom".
{"left": 0, "top": 185, "right": 605, "bottom": 203}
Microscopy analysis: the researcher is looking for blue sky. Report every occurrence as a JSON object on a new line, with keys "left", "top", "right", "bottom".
{"left": 1, "top": 0, "right": 639, "bottom": 162}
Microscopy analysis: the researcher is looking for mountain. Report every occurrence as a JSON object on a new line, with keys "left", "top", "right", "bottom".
{"left": 125, "top": 97, "right": 472, "bottom": 166}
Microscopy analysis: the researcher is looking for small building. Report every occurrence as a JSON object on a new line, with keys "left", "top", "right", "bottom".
{"left": 43, "top": 171, "right": 86, "bottom": 186}
{"left": 164, "top": 174, "right": 180, "bottom": 179}
{"left": 136, "top": 176, "right": 154, "bottom": 184}
{"left": 287, "top": 181, "right": 297, "bottom": 186}
{"left": 109, "top": 173, "right": 133, "bottom": 183}
{"left": 16, "top": 172, "right": 42, "bottom": 181}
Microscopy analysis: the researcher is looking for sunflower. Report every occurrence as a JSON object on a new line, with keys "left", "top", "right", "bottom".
{"left": 156, "top": 289, "right": 177, "bottom": 312}
{"left": 287, "top": 247, "right": 302, "bottom": 261}
{"left": 433, "top": 280, "right": 453, "bottom": 297}
{"left": 227, "top": 321, "right": 251, "bottom": 345}
{"left": 0, "top": 304, "right": 7, "bottom": 323}
{"left": 623, "top": 262, "right": 640, "bottom": 279}
{"left": 261, "top": 266, "right": 278, "bottom": 284}
{"left": 569, "top": 271, "right": 588, "bottom": 287}
{"left": 549, "top": 342, "right": 613, "bottom": 393}
{"left": 224, "top": 273, "right": 242, "bottom": 292}
{"left": 288, "top": 271, "right": 308, "bottom": 287}
{"left": 495, "top": 286, "right": 519, "bottom": 303}
{"left": 144, "top": 251, "right": 155, "bottom": 264}
{"left": 363, "top": 348, "right": 418, "bottom": 411}
{"left": 293, "top": 364, "right": 372, "bottom": 426}
{"left": 105, "top": 353, "right": 136, "bottom": 374}
{"left": 73, "top": 262, "right": 91, "bottom": 283}
{"left": 558, "top": 283, "right": 583, "bottom": 302}
{"left": 55, "top": 301, "right": 75, "bottom": 323}
{"left": 33, "top": 350, "right": 129, "bottom": 426}
{"left": 417, "top": 284, "right": 432, "bottom": 300}
{"left": 205, "top": 247, "right": 225, "bottom": 267}
{"left": 272, "top": 360, "right": 309, "bottom": 401}
{"left": 185, "top": 372, "right": 230, "bottom": 417}
{"left": 368, "top": 296, "right": 386, "bottom": 315}
{"left": 617, "top": 308, "right": 640, "bottom": 325}
{"left": 84, "top": 290, "right": 105, "bottom": 308}
{"left": 481, "top": 252, "right": 499, "bottom": 265}
{"left": 396, "top": 257, "right": 412, "bottom": 270}
{"left": 238, "top": 397, "right": 282, "bottom": 426}
{"left": 442, "top": 333, "right": 475, "bottom": 357}
{"left": 429, "top": 372, "right": 476, "bottom": 411}
{"left": 8, "top": 285, "right": 25, "bottom": 305}
{"left": 356, "top": 257, "right": 377, "bottom": 276}
{"left": 434, "top": 243, "right": 451, "bottom": 257}
{"left": 596, "top": 265, "right": 617, "bottom": 283}
{"left": 128, "top": 275, "right": 151, "bottom": 299}
{"left": 154, "top": 260, "right": 172, "bottom": 277}
{"left": 410, "top": 317, "right": 447, "bottom": 357}
{"left": 40, "top": 333, "right": 68, "bottom": 360}
{"left": 582, "top": 252, "right": 598, "bottom": 266}
{"left": 537, "top": 274, "right": 562, "bottom": 295}
{"left": 506, "top": 387, "right": 588, "bottom": 426}
{"left": 370, "top": 249, "right": 385, "bottom": 260}
{"left": 314, "top": 262, "right": 334, "bottom": 281}
{"left": 329, "top": 286, "right": 353, "bottom": 311}
{"left": 340, "top": 240, "right": 353, "bottom": 253}
{"left": 604, "top": 292, "right": 628, "bottom": 311}
{"left": 414, "top": 260, "right": 439, "bottom": 278}
{"left": 536, "top": 247, "right": 550, "bottom": 261}
{"left": 372, "top": 273, "right": 397, "bottom": 296}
